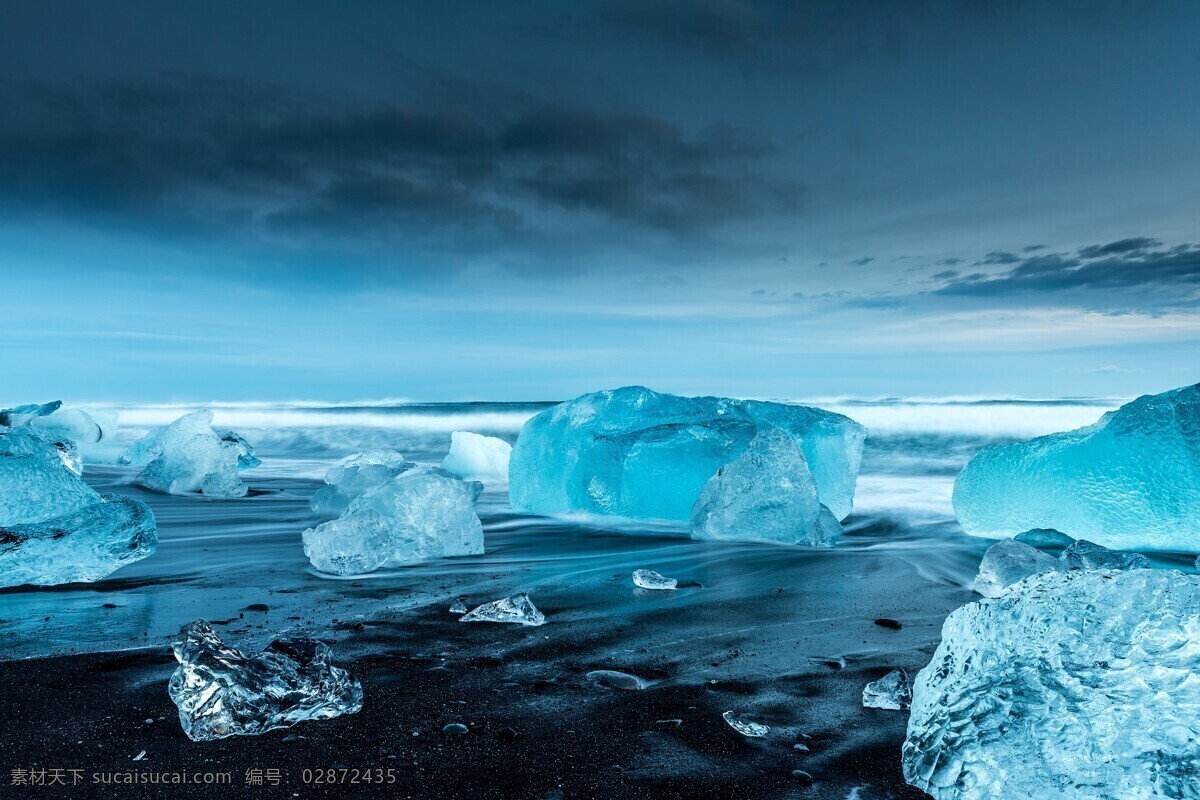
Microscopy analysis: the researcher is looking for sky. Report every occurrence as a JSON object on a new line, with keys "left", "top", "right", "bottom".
{"left": 1, "top": 1, "right": 1198, "bottom": 402}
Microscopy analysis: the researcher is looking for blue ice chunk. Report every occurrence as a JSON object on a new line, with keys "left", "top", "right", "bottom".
{"left": 690, "top": 427, "right": 842, "bottom": 546}
{"left": 1, "top": 426, "right": 156, "bottom": 587}
{"left": 903, "top": 569, "right": 1200, "bottom": 800}
{"left": 509, "top": 386, "right": 865, "bottom": 523}
{"left": 169, "top": 619, "right": 362, "bottom": 741}
{"left": 1, "top": 494, "right": 157, "bottom": 587}
{"left": 122, "top": 410, "right": 259, "bottom": 497}
{"left": 972, "top": 538, "right": 1062, "bottom": 597}
{"left": 303, "top": 466, "right": 483, "bottom": 575}
{"left": 1059, "top": 539, "right": 1149, "bottom": 571}
{"left": 309, "top": 450, "right": 414, "bottom": 518}
{"left": 1, "top": 400, "right": 116, "bottom": 444}
{"left": 953, "top": 384, "right": 1200, "bottom": 551}
{"left": 0, "top": 426, "right": 95, "bottom": 525}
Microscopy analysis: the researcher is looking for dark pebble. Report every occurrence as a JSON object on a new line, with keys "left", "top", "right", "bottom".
{"left": 242, "top": 604, "right": 270, "bottom": 613}
{"left": 874, "top": 618, "right": 903, "bottom": 630}
{"left": 443, "top": 723, "right": 469, "bottom": 735}
{"left": 791, "top": 769, "right": 813, "bottom": 784}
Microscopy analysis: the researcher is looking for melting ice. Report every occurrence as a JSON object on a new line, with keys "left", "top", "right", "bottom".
{"left": 459, "top": 593, "right": 545, "bottom": 626}
{"left": 121, "top": 410, "right": 259, "bottom": 497}
{"left": 168, "top": 619, "right": 363, "bottom": 741}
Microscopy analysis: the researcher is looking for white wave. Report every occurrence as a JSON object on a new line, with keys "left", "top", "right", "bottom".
{"left": 811, "top": 400, "right": 1119, "bottom": 438}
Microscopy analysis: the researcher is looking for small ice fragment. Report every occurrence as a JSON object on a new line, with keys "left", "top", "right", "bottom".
{"left": 440, "top": 431, "right": 512, "bottom": 483}
{"left": 442, "top": 723, "right": 469, "bottom": 735}
{"left": 449, "top": 598, "right": 468, "bottom": 614}
{"left": 973, "top": 539, "right": 1062, "bottom": 598}
{"left": 632, "top": 569, "right": 677, "bottom": 590}
{"left": 132, "top": 750, "right": 146, "bottom": 761}
{"left": 862, "top": 668, "right": 912, "bottom": 710}
{"left": 793, "top": 742, "right": 810, "bottom": 752}
{"left": 459, "top": 593, "right": 545, "bottom": 626}
{"left": 1059, "top": 539, "right": 1149, "bottom": 571}
{"left": 1013, "top": 528, "right": 1076, "bottom": 549}
{"left": 586, "top": 670, "right": 647, "bottom": 690}
{"left": 722, "top": 710, "right": 769, "bottom": 738}
{"left": 168, "top": 620, "right": 363, "bottom": 741}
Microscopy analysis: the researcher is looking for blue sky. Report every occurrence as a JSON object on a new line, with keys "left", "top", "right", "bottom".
{"left": 2, "top": 1, "right": 1198, "bottom": 402}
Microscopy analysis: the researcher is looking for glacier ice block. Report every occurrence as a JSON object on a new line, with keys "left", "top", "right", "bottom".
{"left": 168, "top": 620, "right": 362, "bottom": 741}
{"left": 122, "top": 410, "right": 259, "bottom": 497}
{"left": 310, "top": 450, "right": 414, "bottom": 517}
{"left": 441, "top": 431, "right": 512, "bottom": 483}
{"left": 1059, "top": 539, "right": 1149, "bottom": 571}
{"left": 972, "top": 539, "right": 1062, "bottom": 598}
{"left": 903, "top": 569, "right": 1200, "bottom": 800}
{"left": 303, "top": 466, "right": 483, "bottom": 575}
{"left": 1, "top": 426, "right": 96, "bottom": 526}
{"left": 690, "top": 427, "right": 842, "bottom": 546}
{"left": 1, "top": 425, "right": 157, "bottom": 587}
{"left": 509, "top": 386, "right": 865, "bottom": 523}
{"left": 1, "top": 494, "right": 157, "bottom": 588}
{"left": 953, "top": 383, "right": 1200, "bottom": 550}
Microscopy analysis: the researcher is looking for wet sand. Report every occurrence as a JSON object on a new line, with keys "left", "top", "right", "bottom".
{"left": 0, "top": 518, "right": 981, "bottom": 799}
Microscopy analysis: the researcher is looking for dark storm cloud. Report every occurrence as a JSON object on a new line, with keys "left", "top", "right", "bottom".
{"left": 937, "top": 240, "right": 1200, "bottom": 298}
{"left": 0, "top": 77, "right": 801, "bottom": 255}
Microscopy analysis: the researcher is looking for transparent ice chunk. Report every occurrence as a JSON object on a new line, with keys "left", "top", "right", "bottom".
{"left": 953, "top": 383, "right": 1200, "bottom": 550}
{"left": 972, "top": 539, "right": 1062, "bottom": 598}
{"left": 862, "top": 668, "right": 912, "bottom": 710}
{"left": 1, "top": 494, "right": 157, "bottom": 588}
{"left": 459, "top": 593, "right": 545, "bottom": 626}
{"left": 303, "top": 466, "right": 483, "bottom": 575}
{"left": 586, "top": 670, "right": 647, "bottom": 690}
{"left": 0, "top": 425, "right": 157, "bottom": 587}
{"left": 122, "top": 410, "right": 258, "bottom": 497}
{"left": 691, "top": 427, "right": 842, "bottom": 547}
{"left": 1013, "top": 528, "right": 1075, "bottom": 549}
{"left": 1, "top": 426, "right": 95, "bottom": 525}
{"left": 509, "top": 386, "right": 865, "bottom": 523}
{"left": 903, "top": 569, "right": 1200, "bottom": 800}
{"left": 632, "top": 568, "right": 678, "bottom": 590}
{"left": 722, "top": 711, "right": 769, "bottom": 738}
{"left": 309, "top": 450, "right": 414, "bottom": 518}
{"left": 440, "top": 431, "right": 512, "bottom": 483}
{"left": 449, "top": 598, "right": 468, "bottom": 614}
{"left": 168, "top": 619, "right": 363, "bottom": 741}
{"left": 1059, "top": 539, "right": 1149, "bottom": 571}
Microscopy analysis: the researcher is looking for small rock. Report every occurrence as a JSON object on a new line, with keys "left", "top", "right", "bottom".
{"left": 791, "top": 769, "right": 813, "bottom": 784}
{"left": 443, "top": 723, "right": 469, "bottom": 735}
{"left": 874, "top": 618, "right": 902, "bottom": 630}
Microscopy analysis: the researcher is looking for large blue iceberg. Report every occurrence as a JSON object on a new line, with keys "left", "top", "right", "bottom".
{"left": 508, "top": 386, "right": 865, "bottom": 525}
{"left": 1, "top": 425, "right": 156, "bottom": 587}
{"left": 121, "top": 410, "right": 259, "bottom": 497}
{"left": 953, "top": 384, "right": 1200, "bottom": 551}
{"left": 903, "top": 569, "right": 1200, "bottom": 800}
